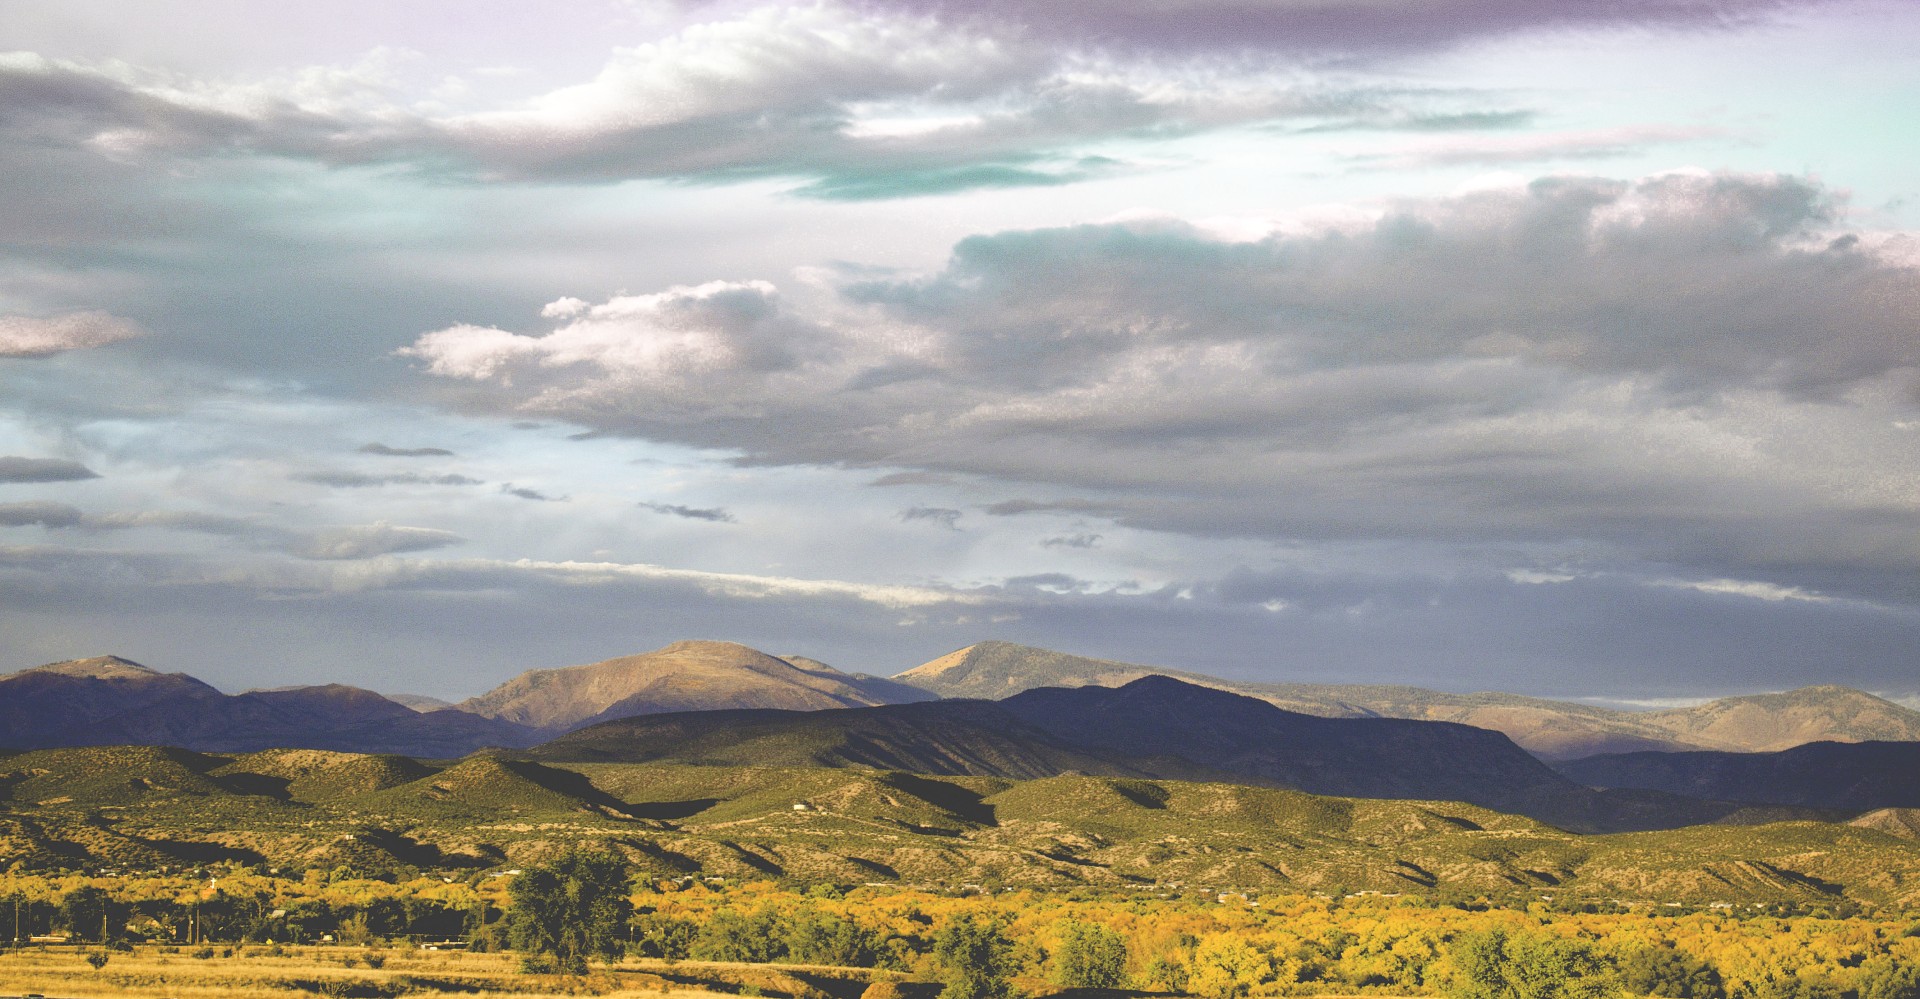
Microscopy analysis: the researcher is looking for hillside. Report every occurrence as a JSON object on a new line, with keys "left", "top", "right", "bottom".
{"left": 893, "top": 642, "right": 1920, "bottom": 758}
{"left": 1641, "top": 686, "right": 1920, "bottom": 752}
{"left": 5, "top": 744, "right": 1920, "bottom": 905}
{"left": 1554, "top": 741, "right": 1920, "bottom": 811}
{"left": 534, "top": 676, "right": 1736, "bottom": 833}
{"left": 458, "top": 640, "right": 933, "bottom": 734}
{"left": 0, "top": 656, "right": 537, "bottom": 757}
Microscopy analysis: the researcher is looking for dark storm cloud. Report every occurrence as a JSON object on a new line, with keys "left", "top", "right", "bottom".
{"left": 0, "top": 457, "right": 100, "bottom": 482}
{"left": 640, "top": 502, "right": 734, "bottom": 522}
{"left": 358, "top": 442, "right": 455, "bottom": 457}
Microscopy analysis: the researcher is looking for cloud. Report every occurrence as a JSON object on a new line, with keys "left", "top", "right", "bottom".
{"left": 0, "top": 8, "right": 1533, "bottom": 198}
{"left": 901, "top": 506, "right": 963, "bottom": 529}
{"left": 1346, "top": 124, "right": 1730, "bottom": 171}
{"left": 1042, "top": 533, "right": 1102, "bottom": 549}
{"left": 297, "top": 471, "right": 484, "bottom": 487}
{"left": 0, "top": 311, "right": 147, "bottom": 358}
{"left": 0, "top": 501, "right": 84, "bottom": 527}
{"left": 0, "top": 457, "right": 100, "bottom": 483}
{"left": 640, "top": 501, "right": 734, "bottom": 522}
{"left": 870, "top": 471, "right": 959, "bottom": 487}
{"left": 987, "top": 499, "right": 1125, "bottom": 517}
{"left": 357, "top": 442, "right": 455, "bottom": 457}
{"left": 875, "top": 0, "right": 1837, "bottom": 54}
{"left": 502, "top": 484, "right": 563, "bottom": 502}
{"left": 293, "top": 523, "right": 465, "bottom": 561}
{"left": 405, "top": 170, "right": 1920, "bottom": 602}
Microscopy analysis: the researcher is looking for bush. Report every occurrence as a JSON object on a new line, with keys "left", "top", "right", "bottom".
{"left": 86, "top": 950, "right": 110, "bottom": 971}
{"left": 1053, "top": 921, "right": 1128, "bottom": 989}
{"left": 193, "top": 945, "right": 217, "bottom": 959}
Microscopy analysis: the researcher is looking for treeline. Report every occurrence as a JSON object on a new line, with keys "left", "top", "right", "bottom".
{"left": 7, "top": 860, "right": 1920, "bottom": 999}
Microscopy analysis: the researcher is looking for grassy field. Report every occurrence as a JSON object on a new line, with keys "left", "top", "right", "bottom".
{"left": 0, "top": 945, "right": 898, "bottom": 999}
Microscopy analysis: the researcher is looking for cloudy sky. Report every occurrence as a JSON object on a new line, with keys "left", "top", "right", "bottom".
{"left": 2, "top": 0, "right": 1917, "bottom": 702}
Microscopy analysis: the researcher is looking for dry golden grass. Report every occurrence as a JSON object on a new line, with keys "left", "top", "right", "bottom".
{"left": 0, "top": 944, "right": 730, "bottom": 998}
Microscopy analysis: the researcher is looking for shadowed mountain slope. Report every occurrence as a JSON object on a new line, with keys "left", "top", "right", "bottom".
{"left": 0, "top": 657, "right": 537, "bottom": 757}
{"left": 1555, "top": 741, "right": 1920, "bottom": 811}
{"left": 893, "top": 642, "right": 1920, "bottom": 758}
{"left": 459, "top": 640, "right": 932, "bottom": 734}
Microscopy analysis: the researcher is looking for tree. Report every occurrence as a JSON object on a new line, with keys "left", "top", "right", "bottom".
{"left": 60, "top": 886, "right": 125, "bottom": 944}
{"left": 1620, "top": 946, "right": 1722, "bottom": 999}
{"left": 506, "top": 850, "right": 634, "bottom": 975}
{"left": 1859, "top": 961, "right": 1920, "bottom": 999}
{"left": 1447, "top": 928, "right": 1616, "bottom": 999}
{"left": 1053, "top": 921, "right": 1129, "bottom": 989}
{"left": 1188, "top": 934, "right": 1273, "bottom": 999}
{"left": 933, "top": 913, "right": 1018, "bottom": 999}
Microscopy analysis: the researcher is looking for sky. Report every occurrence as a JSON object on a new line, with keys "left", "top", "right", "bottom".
{"left": 1, "top": 0, "right": 1917, "bottom": 703}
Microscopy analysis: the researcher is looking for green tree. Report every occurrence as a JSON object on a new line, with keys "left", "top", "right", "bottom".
{"left": 1620, "top": 946, "right": 1722, "bottom": 999}
{"left": 1448, "top": 929, "right": 1616, "bottom": 999}
{"left": 1053, "top": 921, "right": 1129, "bottom": 989}
{"left": 506, "top": 850, "right": 634, "bottom": 975}
{"left": 60, "top": 886, "right": 125, "bottom": 944}
{"left": 934, "top": 913, "right": 1018, "bottom": 999}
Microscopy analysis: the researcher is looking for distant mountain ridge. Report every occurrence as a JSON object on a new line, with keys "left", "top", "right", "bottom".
{"left": 456, "top": 640, "right": 934, "bottom": 734}
{"left": 893, "top": 641, "right": 1920, "bottom": 759}
{"left": 0, "top": 656, "right": 537, "bottom": 757}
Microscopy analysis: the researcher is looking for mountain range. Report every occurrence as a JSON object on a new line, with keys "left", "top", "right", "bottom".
{"left": 531, "top": 675, "right": 1747, "bottom": 834}
{"left": 899, "top": 641, "right": 1920, "bottom": 758}
{"left": 5, "top": 640, "right": 1920, "bottom": 828}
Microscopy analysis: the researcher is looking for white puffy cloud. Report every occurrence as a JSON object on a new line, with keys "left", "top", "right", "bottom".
{"left": 0, "top": 311, "right": 146, "bottom": 357}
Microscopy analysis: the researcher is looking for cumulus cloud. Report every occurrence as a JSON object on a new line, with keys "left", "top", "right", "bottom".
{"left": 404, "top": 171, "right": 1920, "bottom": 599}
{"left": 0, "top": 456, "right": 100, "bottom": 482}
{"left": 358, "top": 442, "right": 455, "bottom": 457}
{"left": 0, "top": 501, "right": 84, "bottom": 527}
{"left": 293, "top": 523, "right": 465, "bottom": 560}
{"left": 640, "top": 501, "right": 734, "bottom": 522}
{"left": 0, "top": 311, "right": 147, "bottom": 357}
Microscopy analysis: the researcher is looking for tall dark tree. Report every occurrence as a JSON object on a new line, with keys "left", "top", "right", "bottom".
{"left": 507, "top": 850, "right": 633, "bottom": 974}
{"left": 934, "top": 913, "right": 1018, "bottom": 999}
